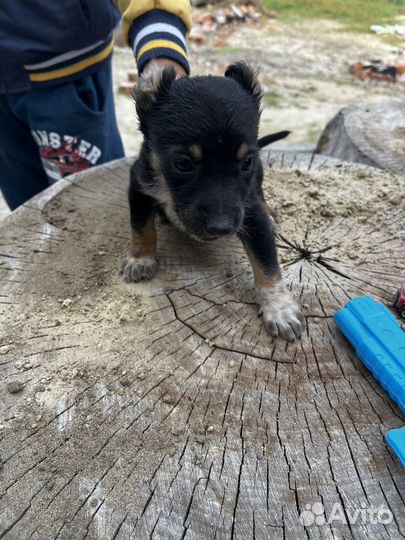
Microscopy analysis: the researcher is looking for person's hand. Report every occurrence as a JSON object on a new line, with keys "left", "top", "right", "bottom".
{"left": 143, "top": 58, "right": 187, "bottom": 79}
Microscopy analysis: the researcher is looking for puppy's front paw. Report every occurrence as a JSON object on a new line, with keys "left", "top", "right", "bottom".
{"left": 258, "top": 282, "right": 303, "bottom": 342}
{"left": 120, "top": 256, "right": 157, "bottom": 283}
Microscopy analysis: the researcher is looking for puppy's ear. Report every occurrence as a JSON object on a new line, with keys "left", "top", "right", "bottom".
{"left": 224, "top": 62, "right": 262, "bottom": 111}
{"left": 135, "top": 64, "right": 176, "bottom": 120}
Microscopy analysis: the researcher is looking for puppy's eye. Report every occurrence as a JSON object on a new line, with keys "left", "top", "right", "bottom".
{"left": 242, "top": 156, "right": 253, "bottom": 172}
{"left": 174, "top": 156, "right": 193, "bottom": 173}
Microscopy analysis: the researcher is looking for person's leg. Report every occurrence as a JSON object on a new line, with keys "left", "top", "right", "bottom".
{"left": 12, "top": 59, "right": 125, "bottom": 184}
{"left": 70, "top": 59, "right": 125, "bottom": 165}
{"left": 1, "top": 58, "right": 125, "bottom": 209}
{"left": 0, "top": 96, "right": 50, "bottom": 210}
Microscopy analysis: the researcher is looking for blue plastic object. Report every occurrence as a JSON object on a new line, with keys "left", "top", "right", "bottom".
{"left": 334, "top": 296, "right": 405, "bottom": 467}
{"left": 387, "top": 427, "right": 405, "bottom": 468}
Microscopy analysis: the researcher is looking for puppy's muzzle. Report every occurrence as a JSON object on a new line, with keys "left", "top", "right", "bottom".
{"left": 206, "top": 219, "right": 235, "bottom": 237}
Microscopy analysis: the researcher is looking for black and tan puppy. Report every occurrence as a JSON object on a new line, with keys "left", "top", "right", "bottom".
{"left": 121, "top": 62, "right": 303, "bottom": 341}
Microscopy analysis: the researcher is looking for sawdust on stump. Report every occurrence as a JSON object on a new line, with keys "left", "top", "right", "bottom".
{"left": 0, "top": 153, "right": 404, "bottom": 540}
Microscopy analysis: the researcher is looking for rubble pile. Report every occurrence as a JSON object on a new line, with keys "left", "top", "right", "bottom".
{"left": 351, "top": 59, "right": 405, "bottom": 84}
{"left": 190, "top": 3, "right": 263, "bottom": 46}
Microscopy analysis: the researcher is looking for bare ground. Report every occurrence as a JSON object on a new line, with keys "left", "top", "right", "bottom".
{"left": 114, "top": 16, "right": 405, "bottom": 154}
{"left": 0, "top": 16, "right": 403, "bottom": 220}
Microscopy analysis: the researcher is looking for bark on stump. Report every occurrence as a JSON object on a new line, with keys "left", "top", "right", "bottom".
{"left": 0, "top": 153, "right": 404, "bottom": 540}
{"left": 315, "top": 99, "right": 405, "bottom": 176}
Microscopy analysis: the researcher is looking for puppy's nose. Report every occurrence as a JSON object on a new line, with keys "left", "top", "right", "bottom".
{"left": 206, "top": 220, "right": 234, "bottom": 236}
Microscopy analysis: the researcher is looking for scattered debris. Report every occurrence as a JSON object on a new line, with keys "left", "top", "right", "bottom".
{"left": 351, "top": 60, "right": 405, "bottom": 84}
{"left": 308, "top": 188, "right": 320, "bottom": 198}
{"left": 191, "top": 3, "right": 263, "bottom": 45}
{"left": 218, "top": 4, "right": 261, "bottom": 25}
{"left": 191, "top": 0, "right": 222, "bottom": 7}
{"left": 7, "top": 381, "right": 24, "bottom": 394}
{"left": 118, "top": 82, "right": 135, "bottom": 97}
{"left": 127, "top": 72, "right": 138, "bottom": 83}
{"left": 320, "top": 207, "right": 333, "bottom": 218}
{"left": 118, "top": 71, "right": 137, "bottom": 98}
{"left": 370, "top": 24, "right": 405, "bottom": 37}
{"left": 189, "top": 31, "right": 205, "bottom": 45}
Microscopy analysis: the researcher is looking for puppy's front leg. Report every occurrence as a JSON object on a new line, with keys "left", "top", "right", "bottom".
{"left": 239, "top": 204, "right": 303, "bottom": 341}
{"left": 121, "top": 178, "right": 157, "bottom": 283}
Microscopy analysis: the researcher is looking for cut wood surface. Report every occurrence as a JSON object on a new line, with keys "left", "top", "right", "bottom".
{"left": 315, "top": 99, "right": 405, "bottom": 176}
{"left": 0, "top": 153, "right": 404, "bottom": 540}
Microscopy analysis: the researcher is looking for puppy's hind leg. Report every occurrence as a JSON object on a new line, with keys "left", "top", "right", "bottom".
{"left": 121, "top": 174, "right": 158, "bottom": 283}
{"left": 239, "top": 203, "right": 303, "bottom": 341}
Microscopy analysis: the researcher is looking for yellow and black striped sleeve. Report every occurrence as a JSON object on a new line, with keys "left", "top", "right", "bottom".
{"left": 114, "top": 0, "right": 192, "bottom": 74}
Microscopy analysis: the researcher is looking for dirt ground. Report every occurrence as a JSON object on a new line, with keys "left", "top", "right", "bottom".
{"left": 0, "top": 14, "right": 403, "bottom": 221}
{"left": 113, "top": 15, "right": 404, "bottom": 154}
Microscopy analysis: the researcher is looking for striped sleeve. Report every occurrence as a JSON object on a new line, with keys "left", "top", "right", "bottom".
{"left": 128, "top": 10, "right": 190, "bottom": 75}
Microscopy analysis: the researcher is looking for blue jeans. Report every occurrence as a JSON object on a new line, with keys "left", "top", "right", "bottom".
{"left": 0, "top": 59, "right": 124, "bottom": 210}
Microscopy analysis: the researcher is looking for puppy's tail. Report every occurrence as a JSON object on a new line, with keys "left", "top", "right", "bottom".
{"left": 258, "top": 130, "right": 291, "bottom": 148}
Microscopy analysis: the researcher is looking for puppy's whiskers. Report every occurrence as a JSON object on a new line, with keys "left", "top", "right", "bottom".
{"left": 237, "top": 225, "right": 251, "bottom": 239}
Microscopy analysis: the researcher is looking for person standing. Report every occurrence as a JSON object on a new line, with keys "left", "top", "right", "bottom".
{"left": 0, "top": 0, "right": 191, "bottom": 210}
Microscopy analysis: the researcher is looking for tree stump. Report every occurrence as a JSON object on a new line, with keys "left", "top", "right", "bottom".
{"left": 0, "top": 153, "right": 404, "bottom": 540}
{"left": 315, "top": 100, "right": 405, "bottom": 176}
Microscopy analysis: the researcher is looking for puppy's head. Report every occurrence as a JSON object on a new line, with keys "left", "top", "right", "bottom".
{"left": 135, "top": 62, "right": 262, "bottom": 241}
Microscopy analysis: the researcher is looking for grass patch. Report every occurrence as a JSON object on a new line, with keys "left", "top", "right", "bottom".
{"left": 263, "top": 0, "right": 405, "bottom": 31}
{"left": 335, "top": 78, "right": 358, "bottom": 86}
{"left": 263, "top": 90, "right": 282, "bottom": 107}
{"left": 302, "top": 83, "right": 318, "bottom": 93}
{"left": 216, "top": 45, "right": 244, "bottom": 54}
{"left": 289, "top": 99, "right": 307, "bottom": 109}
{"left": 306, "top": 123, "right": 322, "bottom": 143}
{"left": 377, "top": 33, "right": 404, "bottom": 46}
